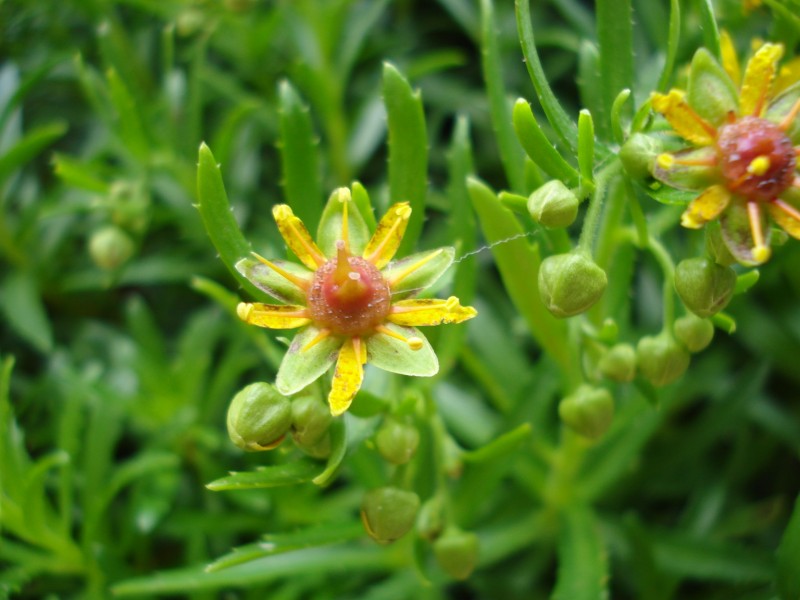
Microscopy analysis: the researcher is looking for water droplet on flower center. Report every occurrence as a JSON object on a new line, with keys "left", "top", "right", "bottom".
{"left": 717, "top": 116, "right": 796, "bottom": 202}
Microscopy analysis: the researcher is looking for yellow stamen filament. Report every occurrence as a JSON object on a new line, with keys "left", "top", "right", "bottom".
{"left": 780, "top": 98, "right": 800, "bottom": 131}
{"left": 338, "top": 188, "right": 351, "bottom": 254}
{"left": 388, "top": 249, "right": 444, "bottom": 287}
{"left": 252, "top": 252, "right": 310, "bottom": 291}
{"left": 375, "top": 325, "right": 423, "bottom": 351}
{"left": 302, "top": 328, "right": 332, "bottom": 352}
{"left": 352, "top": 335, "right": 367, "bottom": 364}
{"left": 365, "top": 204, "right": 412, "bottom": 265}
{"left": 747, "top": 201, "right": 771, "bottom": 263}
{"left": 747, "top": 156, "right": 771, "bottom": 176}
{"left": 774, "top": 198, "right": 800, "bottom": 222}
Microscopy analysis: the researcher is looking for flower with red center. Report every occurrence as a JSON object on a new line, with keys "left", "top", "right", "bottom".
{"left": 651, "top": 39, "right": 800, "bottom": 265}
{"left": 235, "top": 187, "right": 477, "bottom": 416}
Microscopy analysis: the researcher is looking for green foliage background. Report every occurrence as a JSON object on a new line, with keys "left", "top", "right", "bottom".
{"left": 1, "top": 0, "right": 800, "bottom": 598}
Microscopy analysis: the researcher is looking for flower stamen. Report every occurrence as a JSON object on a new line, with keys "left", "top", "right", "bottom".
{"left": 747, "top": 201, "right": 772, "bottom": 263}
{"left": 302, "top": 328, "right": 332, "bottom": 352}
{"left": 252, "top": 252, "right": 310, "bottom": 291}
{"left": 388, "top": 249, "right": 444, "bottom": 287}
{"left": 375, "top": 325, "right": 424, "bottom": 350}
{"left": 779, "top": 97, "right": 800, "bottom": 131}
{"left": 337, "top": 188, "right": 352, "bottom": 254}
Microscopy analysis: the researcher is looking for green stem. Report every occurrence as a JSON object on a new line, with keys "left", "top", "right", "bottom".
{"left": 646, "top": 234, "right": 676, "bottom": 327}
{"left": 577, "top": 162, "right": 620, "bottom": 255}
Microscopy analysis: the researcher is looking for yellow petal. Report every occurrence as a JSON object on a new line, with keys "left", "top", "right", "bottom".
{"left": 720, "top": 30, "right": 741, "bottom": 87}
{"left": 774, "top": 57, "right": 800, "bottom": 95}
{"left": 680, "top": 185, "right": 732, "bottom": 229}
{"left": 388, "top": 296, "right": 478, "bottom": 327}
{"left": 768, "top": 199, "right": 800, "bottom": 239}
{"left": 328, "top": 337, "right": 364, "bottom": 416}
{"left": 272, "top": 204, "right": 326, "bottom": 270}
{"left": 651, "top": 90, "right": 717, "bottom": 146}
{"left": 363, "top": 202, "right": 412, "bottom": 268}
{"left": 740, "top": 43, "right": 784, "bottom": 117}
{"left": 237, "top": 302, "right": 311, "bottom": 329}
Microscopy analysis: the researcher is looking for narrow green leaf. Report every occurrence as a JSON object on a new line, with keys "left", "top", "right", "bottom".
{"left": 0, "top": 121, "right": 67, "bottom": 185}
{"left": 609, "top": 90, "right": 630, "bottom": 146}
{"left": 467, "top": 177, "right": 579, "bottom": 386}
{"left": 278, "top": 80, "right": 322, "bottom": 232}
{"left": 106, "top": 68, "right": 149, "bottom": 159}
{"left": 710, "top": 312, "right": 736, "bottom": 334}
{"left": 552, "top": 505, "right": 609, "bottom": 600}
{"left": 196, "top": 143, "right": 262, "bottom": 300}
{"left": 383, "top": 63, "right": 427, "bottom": 255}
{"left": 695, "top": 0, "right": 721, "bottom": 60}
{"left": 462, "top": 423, "right": 532, "bottom": 463}
{"left": 206, "top": 460, "right": 319, "bottom": 491}
{"left": 312, "top": 418, "right": 346, "bottom": 486}
{"left": 578, "top": 109, "right": 595, "bottom": 190}
{"left": 515, "top": 0, "right": 578, "bottom": 152}
{"left": 657, "top": 0, "right": 681, "bottom": 92}
{"left": 777, "top": 495, "right": 800, "bottom": 599}
{"left": 480, "top": 0, "right": 525, "bottom": 193}
{"left": 734, "top": 270, "right": 760, "bottom": 295}
{"left": 512, "top": 99, "right": 579, "bottom": 187}
{"left": 205, "top": 521, "right": 363, "bottom": 573}
{"left": 596, "top": 0, "right": 633, "bottom": 133}
{"left": 578, "top": 41, "right": 607, "bottom": 140}
{"left": 0, "top": 271, "right": 54, "bottom": 353}
{"left": 51, "top": 153, "right": 109, "bottom": 193}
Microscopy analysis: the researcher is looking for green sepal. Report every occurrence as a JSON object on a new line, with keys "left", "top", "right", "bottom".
{"left": 366, "top": 324, "right": 438, "bottom": 377}
{"left": 290, "top": 391, "right": 333, "bottom": 448}
{"left": 675, "top": 257, "right": 737, "bottom": 317}
{"left": 527, "top": 180, "right": 579, "bottom": 228}
{"left": 636, "top": 332, "right": 690, "bottom": 387}
{"left": 235, "top": 257, "right": 311, "bottom": 305}
{"left": 276, "top": 326, "right": 342, "bottom": 395}
{"left": 382, "top": 247, "right": 455, "bottom": 299}
{"left": 619, "top": 133, "right": 663, "bottom": 181}
{"left": 316, "top": 187, "right": 371, "bottom": 258}
{"left": 687, "top": 48, "right": 738, "bottom": 127}
{"left": 652, "top": 146, "right": 719, "bottom": 192}
{"left": 766, "top": 82, "right": 800, "bottom": 144}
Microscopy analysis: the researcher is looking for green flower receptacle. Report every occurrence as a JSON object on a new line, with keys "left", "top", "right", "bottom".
{"left": 227, "top": 383, "right": 293, "bottom": 451}
{"left": 636, "top": 333, "right": 690, "bottom": 387}
{"left": 527, "top": 180, "right": 579, "bottom": 228}
{"left": 89, "top": 225, "right": 135, "bottom": 271}
{"left": 620, "top": 133, "right": 663, "bottom": 181}
{"left": 433, "top": 528, "right": 480, "bottom": 581}
{"left": 539, "top": 253, "right": 607, "bottom": 318}
{"left": 375, "top": 418, "right": 420, "bottom": 465}
{"left": 675, "top": 257, "right": 736, "bottom": 318}
{"left": 674, "top": 314, "right": 715, "bottom": 353}
{"left": 598, "top": 343, "right": 637, "bottom": 382}
{"left": 361, "top": 487, "right": 420, "bottom": 544}
{"left": 558, "top": 385, "right": 615, "bottom": 440}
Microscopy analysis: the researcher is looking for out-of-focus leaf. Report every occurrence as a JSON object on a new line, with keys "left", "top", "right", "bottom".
{"left": 0, "top": 271, "right": 54, "bottom": 353}
{"left": 0, "top": 121, "right": 67, "bottom": 185}
{"left": 552, "top": 504, "right": 608, "bottom": 600}
{"left": 777, "top": 495, "right": 800, "bottom": 600}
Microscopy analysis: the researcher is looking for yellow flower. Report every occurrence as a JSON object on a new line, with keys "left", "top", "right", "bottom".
{"left": 651, "top": 40, "right": 800, "bottom": 265}
{"left": 235, "top": 187, "right": 476, "bottom": 416}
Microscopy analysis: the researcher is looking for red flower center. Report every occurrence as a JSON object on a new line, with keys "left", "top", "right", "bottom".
{"left": 307, "top": 248, "right": 391, "bottom": 336}
{"left": 717, "top": 116, "right": 796, "bottom": 202}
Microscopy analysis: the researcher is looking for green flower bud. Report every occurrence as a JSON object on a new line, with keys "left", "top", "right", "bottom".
{"left": 433, "top": 528, "right": 480, "bottom": 581}
{"left": 375, "top": 418, "right": 420, "bottom": 465}
{"left": 558, "top": 385, "right": 615, "bottom": 440}
{"left": 88, "top": 225, "right": 135, "bottom": 270}
{"left": 527, "top": 180, "right": 579, "bottom": 228}
{"left": 290, "top": 392, "right": 332, "bottom": 448}
{"left": 620, "top": 132, "right": 663, "bottom": 181}
{"left": 297, "top": 431, "right": 332, "bottom": 459}
{"left": 675, "top": 257, "right": 736, "bottom": 318}
{"left": 417, "top": 496, "right": 446, "bottom": 542}
{"left": 227, "top": 383, "right": 293, "bottom": 451}
{"left": 636, "top": 333, "right": 690, "bottom": 387}
{"left": 361, "top": 487, "right": 420, "bottom": 544}
{"left": 598, "top": 343, "right": 636, "bottom": 382}
{"left": 539, "top": 253, "right": 607, "bottom": 318}
{"left": 674, "top": 314, "right": 715, "bottom": 353}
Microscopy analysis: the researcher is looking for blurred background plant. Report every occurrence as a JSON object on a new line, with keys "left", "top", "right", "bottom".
{"left": 1, "top": 0, "right": 799, "bottom": 598}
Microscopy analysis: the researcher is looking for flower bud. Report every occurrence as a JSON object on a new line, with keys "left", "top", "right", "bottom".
{"left": 558, "top": 385, "right": 614, "bottom": 440}
{"left": 433, "top": 528, "right": 480, "bottom": 580}
{"left": 417, "top": 496, "right": 446, "bottom": 542}
{"left": 527, "top": 180, "right": 579, "bottom": 228}
{"left": 227, "top": 383, "right": 292, "bottom": 451}
{"left": 539, "top": 253, "right": 607, "bottom": 318}
{"left": 375, "top": 418, "right": 419, "bottom": 465}
{"left": 675, "top": 257, "right": 736, "bottom": 318}
{"left": 290, "top": 392, "right": 332, "bottom": 448}
{"left": 88, "top": 225, "right": 135, "bottom": 270}
{"left": 598, "top": 343, "right": 636, "bottom": 382}
{"left": 620, "top": 132, "right": 663, "bottom": 181}
{"left": 361, "top": 487, "right": 420, "bottom": 544}
{"left": 674, "top": 314, "right": 715, "bottom": 353}
{"left": 636, "top": 333, "right": 690, "bottom": 387}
